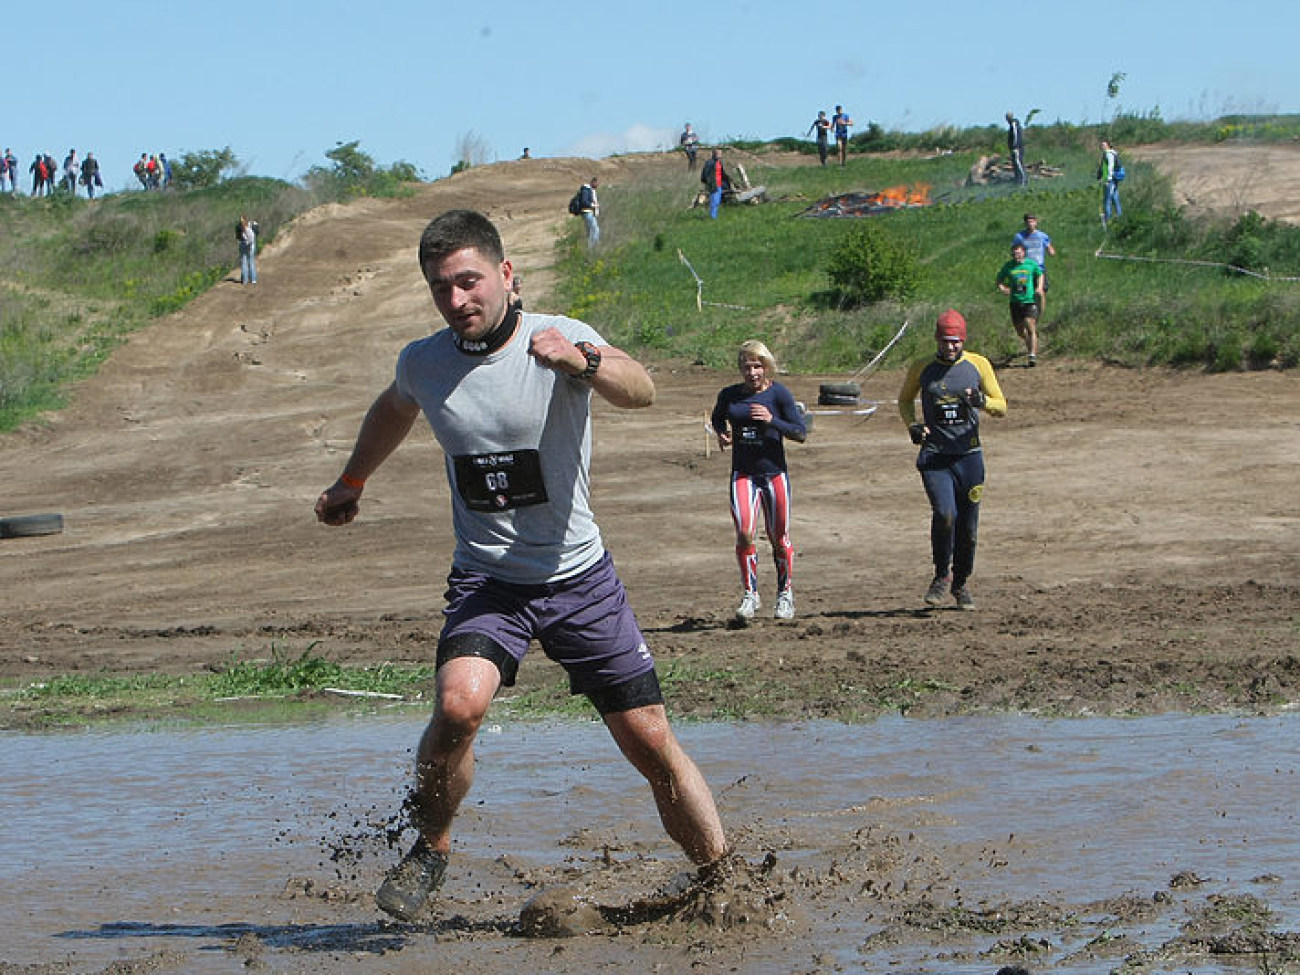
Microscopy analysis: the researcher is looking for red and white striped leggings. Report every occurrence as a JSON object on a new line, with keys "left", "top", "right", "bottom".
{"left": 729, "top": 470, "right": 793, "bottom": 594}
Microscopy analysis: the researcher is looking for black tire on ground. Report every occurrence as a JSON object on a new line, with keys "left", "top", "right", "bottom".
{"left": 819, "top": 382, "right": 861, "bottom": 398}
{"left": 0, "top": 513, "right": 64, "bottom": 538}
{"left": 817, "top": 392, "right": 860, "bottom": 407}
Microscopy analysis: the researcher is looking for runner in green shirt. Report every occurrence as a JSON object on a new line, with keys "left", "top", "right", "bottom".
{"left": 995, "top": 242, "right": 1044, "bottom": 366}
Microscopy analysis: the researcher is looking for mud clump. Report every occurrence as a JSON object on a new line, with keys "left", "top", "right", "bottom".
{"left": 519, "top": 886, "right": 609, "bottom": 937}
{"left": 517, "top": 851, "right": 796, "bottom": 938}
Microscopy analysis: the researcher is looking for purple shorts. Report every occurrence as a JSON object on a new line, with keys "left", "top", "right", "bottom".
{"left": 439, "top": 552, "right": 655, "bottom": 695}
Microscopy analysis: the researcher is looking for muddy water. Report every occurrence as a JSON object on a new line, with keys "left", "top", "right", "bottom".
{"left": 2, "top": 712, "right": 1297, "bottom": 973}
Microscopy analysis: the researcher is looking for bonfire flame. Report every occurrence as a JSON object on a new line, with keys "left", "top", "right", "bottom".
{"left": 870, "top": 183, "right": 931, "bottom": 208}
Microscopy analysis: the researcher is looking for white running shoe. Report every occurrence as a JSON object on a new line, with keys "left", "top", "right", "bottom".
{"left": 735, "top": 591, "right": 761, "bottom": 620}
{"left": 774, "top": 589, "right": 795, "bottom": 620}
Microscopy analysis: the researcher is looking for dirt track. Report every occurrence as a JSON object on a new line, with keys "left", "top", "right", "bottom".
{"left": 2, "top": 146, "right": 1299, "bottom": 975}
{"left": 1, "top": 146, "right": 1297, "bottom": 718}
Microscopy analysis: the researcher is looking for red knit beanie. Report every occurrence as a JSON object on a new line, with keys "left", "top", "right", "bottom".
{"left": 935, "top": 309, "right": 967, "bottom": 341}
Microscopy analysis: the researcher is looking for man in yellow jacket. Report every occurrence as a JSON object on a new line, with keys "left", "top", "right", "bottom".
{"left": 898, "top": 309, "right": 1007, "bottom": 610}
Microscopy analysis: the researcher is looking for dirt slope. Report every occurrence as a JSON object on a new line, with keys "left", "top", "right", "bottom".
{"left": 1, "top": 147, "right": 1297, "bottom": 719}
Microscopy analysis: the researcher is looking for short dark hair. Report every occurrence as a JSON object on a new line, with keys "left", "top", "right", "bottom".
{"left": 418, "top": 210, "right": 504, "bottom": 268}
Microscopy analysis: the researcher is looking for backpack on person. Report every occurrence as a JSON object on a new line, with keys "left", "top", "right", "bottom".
{"left": 1113, "top": 156, "right": 1126, "bottom": 181}
{"left": 567, "top": 190, "right": 584, "bottom": 216}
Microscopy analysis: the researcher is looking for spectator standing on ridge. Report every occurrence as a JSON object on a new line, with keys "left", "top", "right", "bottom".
{"left": 0, "top": 149, "right": 12, "bottom": 193}
{"left": 576, "top": 176, "right": 600, "bottom": 249}
{"left": 806, "top": 110, "right": 831, "bottom": 166}
{"left": 1012, "top": 212, "right": 1055, "bottom": 302}
{"left": 133, "top": 154, "right": 149, "bottom": 189}
{"left": 80, "top": 152, "right": 102, "bottom": 199}
{"left": 314, "top": 208, "right": 729, "bottom": 922}
{"left": 43, "top": 154, "right": 58, "bottom": 195}
{"left": 1099, "top": 140, "right": 1123, "bottom": 226}
{"left": 700, "top": 148, "right": 733, "bottom": 220}
{"left": 996, "top": 241, "right": 1043, "bottom": 366}
{"left": 832, "top": 105, "right": 853, "bottom": 166}
{"left": 898, "top": 309, "right": 1007, "bottom": 611}
{"left": 62, "top": 149, "right": 79, "bottom": 195}
{"left": 145, "top": 154, "right": 160, "bottom": 189}
{"left": 236, "top": 215, "right": 259, "bottom": 285}
{"left": 711, "top": 340, "right": 807, "bottom": 622}
{"left": 1005, "top": 111, "right": 1026, "bottom": 186}
{"left": 159, "top": 153, "right": 172, "bottom": 189}
{"left": 30, "top": 153, "right": 47, "bottom": 196}
{"left": 679, "top": 123, "right": 700, "bottom": 170}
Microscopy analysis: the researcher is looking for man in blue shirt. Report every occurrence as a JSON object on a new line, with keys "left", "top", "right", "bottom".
{"left": 1012, "top": 213, "right": 1056, "bottom": 295}
{"left": 832, "top": 105, "right": 853, "bottom": 167}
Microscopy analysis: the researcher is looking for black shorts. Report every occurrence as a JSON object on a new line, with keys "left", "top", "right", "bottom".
{"left": 1010, "top": 301, "right": 1039, "bottom": 326}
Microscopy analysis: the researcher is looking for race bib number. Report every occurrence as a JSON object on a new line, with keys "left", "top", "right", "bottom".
{"left": 937, "top": 396, "right": 964, "bottom": 426}
{"left": 735, "top": 422, "right": 764, "bottom": 448}
{"left": 453, "top": 450, "right": 548, "bottom": 511}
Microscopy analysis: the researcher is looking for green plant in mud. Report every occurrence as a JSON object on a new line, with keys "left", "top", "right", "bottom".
{"left": 4, "top": 647, "right": 441, "bottom": 729}
{"left": 209, "top": 645, "right": 436, "bottom": 698}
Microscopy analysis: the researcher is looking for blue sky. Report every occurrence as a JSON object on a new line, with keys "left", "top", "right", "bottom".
{"left": 6, "top": 0, "right": 1298, "bottom": 192}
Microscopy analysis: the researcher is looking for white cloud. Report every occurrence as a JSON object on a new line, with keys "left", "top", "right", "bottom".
{"left": 565, "top": 123, "right": 675, "bottom": 158}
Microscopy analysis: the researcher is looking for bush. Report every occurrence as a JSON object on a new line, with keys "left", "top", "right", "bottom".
{"left": 170, "top": 148, "right": 239, "bottom": 190}
{"left": 825, "top": 222, "right": 922, "bottom": 306}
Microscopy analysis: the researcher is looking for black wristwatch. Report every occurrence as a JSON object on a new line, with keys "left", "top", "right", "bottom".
{"left": 574, "top": 341, "right": 601, "bottom": 380}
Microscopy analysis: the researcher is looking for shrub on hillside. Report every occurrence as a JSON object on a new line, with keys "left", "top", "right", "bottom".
{"left": 825, "top": 222, "right": 922, "bottom": 306}
{"left": 170, "top": 148, "right": 240, "bottom": 190}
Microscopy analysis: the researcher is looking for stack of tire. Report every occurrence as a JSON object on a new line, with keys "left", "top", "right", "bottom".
{"left": 817, "top": 382, "right": 860, "bottom": 406}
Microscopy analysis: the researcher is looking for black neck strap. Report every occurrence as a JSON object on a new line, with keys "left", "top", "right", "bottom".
{"left": 453, "top": 302, "right": 521, "bottom": 356}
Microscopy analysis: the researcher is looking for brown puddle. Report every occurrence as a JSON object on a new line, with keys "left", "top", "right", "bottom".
{"left": 2, "top": 713, "right": 1297, "bottom": 973}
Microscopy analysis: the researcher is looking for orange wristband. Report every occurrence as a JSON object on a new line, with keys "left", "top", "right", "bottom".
{"left": 339, "top": 473, "right": 366, "bottom": 490}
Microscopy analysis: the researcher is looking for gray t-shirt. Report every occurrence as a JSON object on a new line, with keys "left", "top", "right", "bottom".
{"left": 395, "top": 311, "right": 606, "bottom": 584}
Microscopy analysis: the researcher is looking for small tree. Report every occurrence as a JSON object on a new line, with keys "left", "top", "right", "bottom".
{"left": 170, "top": 147, "right": 240, "bottom": 190}
{"left": 324, "top": 140, "right": 376, "bottom": 184}
{"left": 826, "top": 222, "right": 922, "bottom": 306}
{"left": 452, "top": 131, "right": 493, "bottom": 173}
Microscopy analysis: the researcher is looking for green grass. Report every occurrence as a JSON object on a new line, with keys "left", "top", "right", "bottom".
{"left": 2, "top": 647, "right": 441, "bottom": 729}
{"left": 556, "top": 144, "right": 1300, "bottom": 373}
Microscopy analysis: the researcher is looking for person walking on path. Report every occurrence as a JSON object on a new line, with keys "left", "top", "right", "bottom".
{"left": 30, "top": 153, "right": 49, "bottom": 196}
{"left": 79, "top": 152, "right": 102, "bottom": 199}
{"left": 314, "top": 209, "right": 729, "bottom": 922}
{"left": 710, "top": 340, "right": 807, "bottom": 621}
{"left": 577, "top": 176, "right": 600, "bottom": 248}
{"left": 679, "top": 123, "right": 700, "bottom": 170}
{"left": 236, "top": 215, "right": 259, "bottom": 284}
{"left": 61, "top": 150, "right": 79, "bottom": 195}
{"left": 1005, "top": 112, "right": 1026, "bottom": 186}
{"left": 1012, "top": 212, "right": 1055, "bottom": 305}
{"left": 806, "top": 110, "right": 831, "bottom": 166}
{"left": 700, "top": 148, "right": 733, "bottom": 219}
{"left": 1099, "top": 140, "right": 1123, "bottom": 226}
{"left": 898, "top": 310, "right": 1007, "bottom": 611}
{"left": 832, "top": 105, "right": 853, "bottom": 166}
{"left": 996, "top": 241, "right": 1043, "bottom": 365}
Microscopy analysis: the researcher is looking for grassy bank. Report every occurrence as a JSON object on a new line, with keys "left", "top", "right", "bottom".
{"left": 0, "top": 650, "right": 789, "bottom": 729}
{"left": 1, "top": 140, "right": 418, "bottom": 433}
{"left": 0, "top": 177, "right": 312, "bottom": 430}
{"left": 556, "top": 144, "right": 1300, "bottom": 373}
